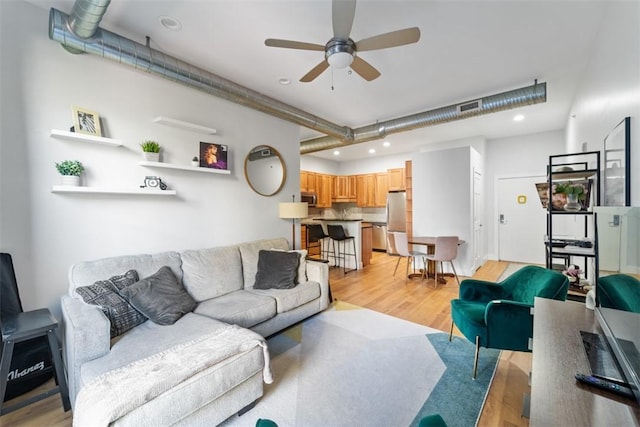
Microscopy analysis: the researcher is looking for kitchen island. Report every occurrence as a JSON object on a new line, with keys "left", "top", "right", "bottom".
{"left": 309, "top": 219, "right": 363, "bottom": 269}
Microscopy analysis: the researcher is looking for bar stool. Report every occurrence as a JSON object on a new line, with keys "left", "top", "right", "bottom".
{"left": 327, "top": 224, "right": 358, "bottom": 274}
{"left": 0, "top": 309, "right": 71, "bottom": 414}
{"left": 306, "top": 224, "right": 332, "bottom": 262}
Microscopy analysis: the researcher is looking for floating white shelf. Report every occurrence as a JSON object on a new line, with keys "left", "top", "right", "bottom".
{"left": 50, "top": 129, "right": 122, "bottom": 147}
{"left": 51, "top": 186, "right": 176, "bottom": 196}
{"left": 139, "top": 161, "right": 231, "bottom": 175}
{"left": 152, "top": 116, "right": 217, "bottom": 135}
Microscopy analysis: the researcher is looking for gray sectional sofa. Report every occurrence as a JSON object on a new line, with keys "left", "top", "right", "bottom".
{"left": 60, "top": 237, "right": 330, "bottom": 426}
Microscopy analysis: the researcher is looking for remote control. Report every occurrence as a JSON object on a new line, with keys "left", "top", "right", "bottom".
{"left": 575, "top": 373, "right": 635, "bottom": 399}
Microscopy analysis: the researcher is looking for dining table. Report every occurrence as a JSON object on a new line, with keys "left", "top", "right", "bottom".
{"left": 408, "top": 236, "right": 464, "bottom": 283}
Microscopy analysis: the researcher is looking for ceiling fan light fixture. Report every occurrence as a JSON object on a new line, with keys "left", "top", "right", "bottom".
{"left": 327, "top": 51, "right": 354, "bottom": 69}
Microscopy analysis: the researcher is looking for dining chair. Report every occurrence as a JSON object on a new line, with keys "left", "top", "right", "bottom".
{"left": 391, "top": 232, "right": 427, "bottom": 281}
{"left": 425, "top": 236, "right": 460, "bottom": 287}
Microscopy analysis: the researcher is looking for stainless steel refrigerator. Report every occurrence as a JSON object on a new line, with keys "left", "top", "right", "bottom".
{"left": 386, "top": 191, "right": 407, "bottom": 232}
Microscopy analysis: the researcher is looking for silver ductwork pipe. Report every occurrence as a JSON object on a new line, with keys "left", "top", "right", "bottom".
{"left": 300, "top": 81, "right": 547, "bottom": 154}
{"left": 49, "top": 7, "right": 350, "bottom": 140}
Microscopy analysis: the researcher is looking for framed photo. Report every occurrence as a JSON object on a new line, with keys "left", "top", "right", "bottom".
{"left": 199, "top": 142, "right": 228, "bottom": 170}
{"left": 603, "top": 117, "right": 631, "bottom": 206}
{"left": 72, "top": 106, "right": 102, "bottom": 136}
{"left": 535, "top": 180, "right": 592, "bottom": 211}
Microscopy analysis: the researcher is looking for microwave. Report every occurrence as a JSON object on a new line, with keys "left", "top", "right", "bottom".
{"left": 300, "top": 192, "right": 317, "bottom": 207}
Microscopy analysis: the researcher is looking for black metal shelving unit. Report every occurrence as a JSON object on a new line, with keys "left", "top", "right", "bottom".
{"left": 545, "top": 151, "right": 601, "bottom": 301}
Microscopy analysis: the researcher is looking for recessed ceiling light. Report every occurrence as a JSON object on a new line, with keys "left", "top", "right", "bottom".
{"left": 279, "top": 78, "right": 291, "bottom": 85}
{"left": 382, "top": 141, "right": 391, "bottom": 147}
{"left": 368, "top": 148, "right": 376, "bottom": 154}
{"left": 333, "top": 150, "right": 340, "bottom": 156}
{"left": 513, "top": 114, "right": 525, "bottom": 122}
{"left": 158, "top": 15, "right": 182, "bottom": 31}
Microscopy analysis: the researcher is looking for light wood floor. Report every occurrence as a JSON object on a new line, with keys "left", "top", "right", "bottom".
{"left": 1, "top": 253, "right": 530, "bottom": 427}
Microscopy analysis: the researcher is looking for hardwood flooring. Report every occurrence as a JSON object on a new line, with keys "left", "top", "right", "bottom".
{"left": 1, "top": 253, "right": 530, "bottom": 426}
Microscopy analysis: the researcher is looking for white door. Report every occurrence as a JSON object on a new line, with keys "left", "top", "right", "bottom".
{"left": 497, "top": 176, "right": 547, "bottom": 264}
{"left": 472, "top": 169, "right": 483, "bottom": 271}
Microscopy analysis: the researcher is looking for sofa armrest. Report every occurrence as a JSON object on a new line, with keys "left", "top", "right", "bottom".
{"left": 306, "top": 260, "right": 331, "bottom": 309}
{"left": 61, "top": 295, "right": 111, "bottom": 407}
{"left": 485, "top": 300, "right": 533, "bottom": 352}
{"left": 459, "top": 279, "right": 506, "bottom": 303}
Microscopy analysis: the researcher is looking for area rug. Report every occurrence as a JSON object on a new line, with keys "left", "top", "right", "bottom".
{"left": 221, "top": 302, "right": 500, "bottom": 427}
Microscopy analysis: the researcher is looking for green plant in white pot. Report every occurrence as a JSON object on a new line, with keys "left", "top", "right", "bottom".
{"left": 140, "top": 140, "right": 161, "bottom": 162}
{"left": 191, "top": 156, "right": 199, "bottom": 167}
{"left": 55, "top": 160, "right": 84, "bottom": 186}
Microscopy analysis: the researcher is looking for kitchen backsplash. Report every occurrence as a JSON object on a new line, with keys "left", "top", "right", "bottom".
{"left": 307, "top": 204, "right": 386, "bottom": 223}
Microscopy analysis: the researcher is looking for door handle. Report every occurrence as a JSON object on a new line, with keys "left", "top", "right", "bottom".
{"left": 499, "top": 214, "right": 505, "bottom": 224}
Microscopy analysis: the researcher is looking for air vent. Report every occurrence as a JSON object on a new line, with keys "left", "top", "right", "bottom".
{"left": 248, "top": 148, "right": 273, "bottom": 161}
{"left": 457, "top": 99, "right": 483, "bottom": 114}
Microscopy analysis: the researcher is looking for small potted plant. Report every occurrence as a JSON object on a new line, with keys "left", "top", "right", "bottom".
{"left": 140, "top": 140, "right": 161, "bottom": 162}
{"left": 191, "top": 156, "right": 199, "bottom": 167}
{"left": 55, "top": 160, "right": 84, "bottom": 186}
{"left": 554, "top": 181, "right": 585, "bottom": 211}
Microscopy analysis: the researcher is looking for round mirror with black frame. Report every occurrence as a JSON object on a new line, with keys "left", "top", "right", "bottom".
{"left": 244, "top": 145, "right": 286, "bottom": 196}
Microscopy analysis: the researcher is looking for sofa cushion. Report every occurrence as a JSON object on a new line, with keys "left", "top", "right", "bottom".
{"left": 120, "top": 266, "right": 197, "bottom": 326}
{"left": 75, "top": 270, "right": 147, "bottom": 338}
{"left": 180, "top": 245, "right": 244, "bottom": 301}
{"left": 249, "top": 280, "right": 321, "bottom": 313}
{"left": 238, "top": 238, "right": 289, "bottom": 289}
{"left": 254, "top": 250, "right": 300, "bottom": 290}
{"left": 271, "top": 248, "right": 308, "bottom": 284}
{"left": 194, "top": 290, "right": 276, "bottom": 328}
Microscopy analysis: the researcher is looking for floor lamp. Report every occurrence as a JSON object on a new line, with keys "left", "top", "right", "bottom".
{"left": 279, "top": 196, "right": 309, "bottom": 250}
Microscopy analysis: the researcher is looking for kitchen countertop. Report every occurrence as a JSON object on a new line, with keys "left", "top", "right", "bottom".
{"left": 311, "top": 218, "right": 363, "bottom": 222}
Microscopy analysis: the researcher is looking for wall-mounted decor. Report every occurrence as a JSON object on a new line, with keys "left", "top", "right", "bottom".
{"left": 72, "top": 106, "right": 102, "bottom": 137}
{"left": 244, "top": 145, "right": 285, "bottom": 197}
{"left": 603, "top": 117, "right": 631, "bottom": 206}
{"left": 199, "top": 142, "right": 228, "bottom": 170}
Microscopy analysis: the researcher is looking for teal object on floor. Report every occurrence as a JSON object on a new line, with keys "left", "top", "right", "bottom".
{"left": 597, "top": 274, "right": 640, "bottom": 313}
{"left": 419, "top": 413, "right": 448, "bottom": 427}
{"left": 450, "top": 265, "right": 568, "bottom": 377}
{"left": 255, "top": 419, "right": 278, "bottom": 427}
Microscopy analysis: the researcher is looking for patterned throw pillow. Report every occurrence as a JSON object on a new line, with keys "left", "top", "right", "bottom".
{"left": 76, "top": 270, "right": 147, "bottom": 338}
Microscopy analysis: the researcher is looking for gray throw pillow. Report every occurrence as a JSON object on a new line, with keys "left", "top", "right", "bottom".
{"left": 119, "top": 266, "right": 196, "bottom": 326}
{"left": 253, "top": 250, "right": 300, "bottom": 290}
{"left": 76, "top": 270, "right": 147, "bottom": 338}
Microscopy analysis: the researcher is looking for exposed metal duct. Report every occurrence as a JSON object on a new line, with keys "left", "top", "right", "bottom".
{"left": 300, "top": 81, "right": 547, "bottom": 154}
{"left": 50, "top": 2, "right": 546, "bottom": 156}
{"left": 48, "top": 7, "right": 351, "bottom": 141}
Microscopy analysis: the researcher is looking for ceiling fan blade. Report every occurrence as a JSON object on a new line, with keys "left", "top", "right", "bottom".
{"left": 350, "top": 56, "right": 381, "bottom": 81}
{"left": 355, "top": 27, "right": 421, "bottom": 52}
{"left": 265, "top": 39, "right": 325, "bottom": 51}
{"left": 332, "top": 0, "right": 357, "bottom": 39}
{"left": 300, "top": 60, "right": 330, "bottom": 82}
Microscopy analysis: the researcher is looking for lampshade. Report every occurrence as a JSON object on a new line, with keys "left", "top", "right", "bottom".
{"left": 327, "top": 51, "right": 354, "bottom": 69}
{"left": 279, "top": 202, "right": 308, "bottom": 219}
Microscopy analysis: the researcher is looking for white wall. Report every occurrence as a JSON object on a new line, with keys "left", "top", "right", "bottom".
{"left": 0, "top": 2, "right": 299, "bottom": 315}
{"left": 566, "top": 1, "right": 640, "bottom": 205}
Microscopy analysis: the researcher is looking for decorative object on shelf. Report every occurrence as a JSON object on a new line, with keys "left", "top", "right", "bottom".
{"left": 279, "top": 195, "right": 309, "bottom": 250}
{"left": 55, "top": 160, "right": 84, "bottom": 186}
{"left": 603, "top": 116, "right": 631, "bottom": 207}
{"left": 562, "top": 264, "right": 583, "bottom": 285}
{"left": 140, "top": 140, "right": 161, "bottom": 162}
{"left": 191, "top": 156, "right": 199, "bottom": 167}
{"left": 555, "top": 181, "right": 589, "bottom": 212}
{"left": 72, "top": 106, "right": 102, "bottom": 137}
{"left": 140, "top": 176, "right": 167, "bottom": 190}
{"left": 199, "top": 142, "right": 228, "bottom": 170}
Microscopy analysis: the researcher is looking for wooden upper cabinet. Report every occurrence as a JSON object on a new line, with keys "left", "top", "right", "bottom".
{"left": 316, "top": 173, "right": 333, "bottom": 207}
{"left": 300, "top": 170, "right": 317, "bottom": 193}
{"left": 356, "top": 174, "right": 377, "bottom": 207}
{"left": 333, "top": 175, "right": 357, "bottom": 202}
{"left": 388, "top": 168, "right": 405, "bottom": 191}
{"left": 374, "top": 173, "right": 388, "bottom": 207}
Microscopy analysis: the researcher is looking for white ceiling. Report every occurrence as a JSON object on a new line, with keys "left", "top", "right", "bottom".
{"left": 27, "top": 0, "right": 609, "bottom": 161}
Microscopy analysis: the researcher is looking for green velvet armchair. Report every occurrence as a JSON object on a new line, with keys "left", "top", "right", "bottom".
{"left": 597, "top": 274, "right": 640, "bottom": 313}
{"left": 450, "top": 265, "right": 569, "bottom": 378}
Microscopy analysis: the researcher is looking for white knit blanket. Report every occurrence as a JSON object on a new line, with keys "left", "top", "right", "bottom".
{"left": 73, "top": 325, "right": 273, "bottom": 427}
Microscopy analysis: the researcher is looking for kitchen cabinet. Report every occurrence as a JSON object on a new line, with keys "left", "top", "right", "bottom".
{"left": 374, "top": 173, "right": 388, "bottom": 207}
{"left": 356, "top": 174, "right": 376, "bottom": 207}
{"left": 388, "top": 168, "right": 405, "bottom": 191}
{"left": 333, "top": 175, "right": 356, "bottom": 202}
{"left": 300, "top": 170, "right": 317, "bottom": 193}
{"left": 316, "top": 173, "right": 333, "bottom": 208}
{"left": 361, "top": 222, "right": 373, "bottom": 267}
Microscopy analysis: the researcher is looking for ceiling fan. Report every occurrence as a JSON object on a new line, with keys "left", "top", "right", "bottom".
{"left": 264, "top": 0, "right": 420, "bottom": 82}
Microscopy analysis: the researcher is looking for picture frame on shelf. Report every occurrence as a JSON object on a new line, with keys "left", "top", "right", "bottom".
{"left": 199, "top": 142, "right": 228, "bottom": 170}
{"left": 72, "top": 106, "right": 102, "bottom": 137}
{"left": 535, "top": 179, "right": 592, "bottom": 211}
{"left": 603, "top": 117, "right": 631, "bottom": 207}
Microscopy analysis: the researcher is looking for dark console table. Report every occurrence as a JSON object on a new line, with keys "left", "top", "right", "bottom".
{"left": 530, "top": 298, "right": 639, "bottom": 426}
